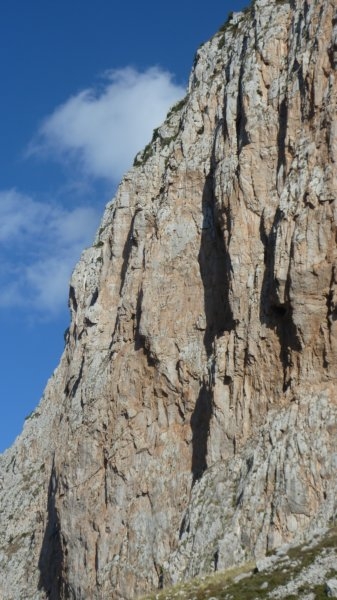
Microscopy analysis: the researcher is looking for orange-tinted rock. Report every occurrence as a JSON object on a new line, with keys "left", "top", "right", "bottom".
{"left": 2, "top": 1, "right": 337, "bottom": 598}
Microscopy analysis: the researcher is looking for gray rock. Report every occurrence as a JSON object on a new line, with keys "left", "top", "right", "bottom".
{"left": 256, "top": 556, "right": 280, "bottom": 573}
{"left": 326, "top": 579, "right": 337, "bottom": 598}
{"left": 2, "top": 0, "right": 337, "bottom": 598}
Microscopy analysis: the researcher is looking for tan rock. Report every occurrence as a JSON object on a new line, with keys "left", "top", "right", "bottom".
{"left": 2, "top": 0, "right": 337, "bottom": 598}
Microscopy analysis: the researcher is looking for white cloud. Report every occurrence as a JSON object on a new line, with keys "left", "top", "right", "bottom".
{"left": 2, "top": 66, "right": 184, "bottom": 316}
{"left": 0, "top": 190, "right": 48, "bottom": 243}
{"left": 28, "top": 67, "right": 185, "bottom": 181}
{"left": 0, "top": 189, "right": 100, "bottom": 315}
{"left": 24, "top": 256, "right": 76, "bottom": 315}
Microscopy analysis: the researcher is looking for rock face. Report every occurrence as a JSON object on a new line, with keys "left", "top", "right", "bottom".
{"left": 2, "top": 0, "right": 337, "bottom": 598}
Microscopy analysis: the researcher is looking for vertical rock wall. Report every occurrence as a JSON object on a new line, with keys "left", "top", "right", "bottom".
{"left": 1, "top": 0, "right": 337, "bottom": 598}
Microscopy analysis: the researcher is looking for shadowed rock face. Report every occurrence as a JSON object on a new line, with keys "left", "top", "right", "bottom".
{"left": 2, "top": 0, "right": 337, "bottom": 598}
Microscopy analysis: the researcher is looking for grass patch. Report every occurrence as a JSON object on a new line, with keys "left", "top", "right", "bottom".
{"left": 216, "top": 12, "right": 241, "bottom": 49}
{"left": 167, "top": 97, "right": 187, "bottom": 117}
{"left": 133, "top": 124, "right": 179, "bottom": 167}
{"left": 24, "top": 410, "right": 40, "bottom": 421}
{"left": 133, "top": 142, "right": 154, "bottom": 167}
{"left": 141, "top": 563, "right": 255, "bottom": 600}
{"left": 140, "top": 527, "right": 337, "bottom": 600}
{"left": 133, "top": 126, "right": 163, "bottom": 167}
{"left": 161, "top": 133, "right": 179, "bottom": 148}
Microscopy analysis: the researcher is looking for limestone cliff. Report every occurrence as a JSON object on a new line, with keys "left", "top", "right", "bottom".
{"left": 2, "top": 0, "right": 337, "bottom": 598}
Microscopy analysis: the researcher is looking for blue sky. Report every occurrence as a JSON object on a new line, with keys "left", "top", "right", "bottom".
{"left": 0, "top": 0, "right": 248, "bottom": 452}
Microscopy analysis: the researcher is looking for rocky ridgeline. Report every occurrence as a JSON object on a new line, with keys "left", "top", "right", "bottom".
{"left": 1, "top": 0, "right": 337, "bottom": 598}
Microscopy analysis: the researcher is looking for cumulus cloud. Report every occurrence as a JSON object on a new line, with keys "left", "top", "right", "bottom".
{"left": 28, "top": 67, "right": 185, "bottom": 181}
{"left": 3, "top": 66, "right": 184, "bottom": 316}
{"left": 0, "top": 189, "right": 100, "bottom": 315}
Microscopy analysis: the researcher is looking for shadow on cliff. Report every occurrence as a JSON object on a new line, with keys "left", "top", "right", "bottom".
{"left": 259, "top": 209, "right": 301, "bottom": 391}
{"left": 38, "top": 459, "right": 65, "bottom": 599}
{"left": 190, "top": 171, "right": 234, "bottom": 485}
{"left": 198, "top": 173, "right": 234, "bottom": 357}
{"left": 191, "top": 381, "right": 213, "bottom": 484}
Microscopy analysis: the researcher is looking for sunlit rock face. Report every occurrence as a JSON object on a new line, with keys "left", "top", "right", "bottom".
{"left": 2, "top": 0, "right": 337, "bottom": 598}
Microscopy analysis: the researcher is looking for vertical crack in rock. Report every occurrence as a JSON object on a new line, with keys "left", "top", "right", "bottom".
{"left": 38, "top": 459, "right": 64, "bottom": 599}
{"left": 191, "top": 169, "right": 234, "bottom": 483}
{"left": 260, "top": 209, "right": 301, "bottom": 391}
{"left": 2, "top": 1, "right": 337, "bottom": 598}
{"left": 236, "top": 36, "right": 250, "bottom": 153}
{"left": 133, "top": 286, "right": 144, "bottom": 352}
{"left": 190, "top": 381, "right": 212, "bottom": 484}
{"left": 119, "top": 213, "right": 137, "bottom": 296}
{"left": 68, "top": 285, "right": 78, "bottom": 313}
{"left": 277, "top": 98, "right": 288, "bottom": 182}
{"left": 199, "top": 172, "right": 234, "bottom": 357}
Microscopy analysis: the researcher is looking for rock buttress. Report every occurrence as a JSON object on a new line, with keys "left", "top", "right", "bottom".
{"left": 1, "top": 0, "right": 337, "bottom": 598}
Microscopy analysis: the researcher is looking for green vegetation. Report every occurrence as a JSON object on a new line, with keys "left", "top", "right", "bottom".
{"left": 216, "top": 13, "right": 240, "bottom": 49}
{"left": 167, "top": 96, "right": 187, "bottom": 117}
{"left": 133, "top": 142, "right": 154, "bottom": 167}
{"left": 133, "top": 95, "right": 187, "bottom": 168}
{"left": 160, "top": 133, "right": 179, "bottom": 148}
{"left": 218, "top": 13, "right": 234, "bottom": 33}
{"left": 133, "top": 125, "right": 180, "bottom": 167}
{"left": 141, "top": 563, "right": 255, "bottom": 600}
{"left": 24, "top": 409, "right": 40, "bottom": 421}
{"left": 141, "top": 527, "right": 337, "bottom": 600}
{"left": 133, "top": 126, "right": 162, "bottom": 166}
{"left": 216, "top": 1, "right": 257, "bottom": 50}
